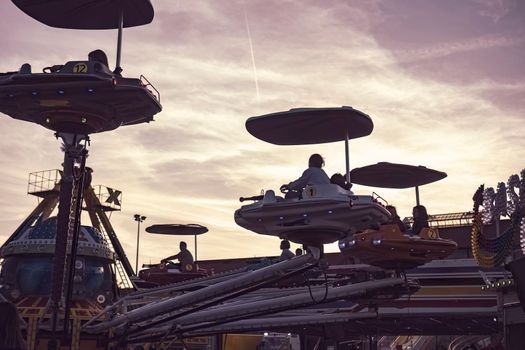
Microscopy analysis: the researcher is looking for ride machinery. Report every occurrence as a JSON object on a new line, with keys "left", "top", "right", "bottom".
{"left": 77, "top": 108, "right": 420, "bottom": 346}
{"left": 0, "top": 0, "right": 161, "bottom": 347}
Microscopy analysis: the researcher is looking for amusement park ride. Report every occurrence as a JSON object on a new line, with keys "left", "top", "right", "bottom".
{"left": 339, "top": 162, "right": 457, "bottom": 270}
{"left": 1, "top": 1, "right": 524, "bottom": 350}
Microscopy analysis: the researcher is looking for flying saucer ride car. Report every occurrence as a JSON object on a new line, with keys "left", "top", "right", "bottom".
{"left": 137, "top": 224, "right": 209, "bottom": 287}
{"left": 338, "top": 162, "right": 458, "bottom": 270}
{"left": 235, "top": 107, "right": 391, "bottom": 247}
{"left": 1, "top": 0, "right": 160, "bottom": 134}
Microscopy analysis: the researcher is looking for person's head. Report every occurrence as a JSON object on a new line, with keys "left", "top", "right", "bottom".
{"left": 386, "top": 205, "right": 398, "bottom": 217}
{"left": 88, "top": 49, "right": 109, "bottom": 67}
{"left": 0, "top": 301, "right": 25, "bottom": 348}
{"left": 308, "top": 154, "right": 325, "bottom": 168}
{"left": 280, "top": 239, "right": 290, "bottom": 250}
{"left": 179, "top": 241, "right": 187, "bottom": 250}
{"left": 330, "top": 173, "right": 346, "bottom": 187}
{"left": 295, "top": 248, "right": 303, "bottom": 256}
{"left": 413, "top": 205, "right": 428, "bottom": 219}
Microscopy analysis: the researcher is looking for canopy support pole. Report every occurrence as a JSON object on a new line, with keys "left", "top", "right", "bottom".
{"left": 345, "top": 129, "right": 350, "bottom": 184}
{"left": 415, "top": 186, "right": 420, "bottom": 206}
{"left": 115, "top": 8, "right": 124, "bottom": 75}
{"left": 194, "top": 234, "right": 198, "bottom": 261}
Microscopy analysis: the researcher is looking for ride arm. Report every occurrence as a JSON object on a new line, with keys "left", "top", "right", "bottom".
{"left": 83, "top": 248, "right": 320, "bottom": 333}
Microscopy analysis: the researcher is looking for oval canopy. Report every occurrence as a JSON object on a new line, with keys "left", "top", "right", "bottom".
{"left": 246, "top": 106, "right": 373, "bottom": 145}
{"left": 146, "top": 224, "right": 208, "bottom": 236}
{"left": 12, "top": 0, "right": 154, "bottom": 29}
{"left": 350, "top": 162, "right": 447, "bottom": 189}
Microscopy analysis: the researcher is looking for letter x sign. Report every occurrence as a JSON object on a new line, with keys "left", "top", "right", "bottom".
{"left": 105, "top": 188, "right": 122, "bottom": 206}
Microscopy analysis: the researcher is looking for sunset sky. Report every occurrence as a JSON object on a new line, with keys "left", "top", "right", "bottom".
{"left": 0, "top": 0, "right": 523, "bottom": 267}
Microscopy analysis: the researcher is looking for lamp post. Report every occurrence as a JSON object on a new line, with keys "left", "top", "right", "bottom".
{"left": 134, "top": 214, "right": 146, "bottom": 275}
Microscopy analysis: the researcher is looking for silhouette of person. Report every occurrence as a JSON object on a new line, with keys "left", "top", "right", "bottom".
{"left": 280, "top": 154, "right": 330, "bottom": 198}
{"left": 278, "top": 240, "right": 295, "bottom": 261}
{"left": 0, "top": 301, "right": 27, "bottom": 350}
{"left": 411, "top": 205, "right": 429, "bottom": 235}
{"left": 162, "top": 241, "right": 194, "bottom": 271}
{"left": 88, "top": 49, "right": 109, "bottom": 67}
{"left": 386, "top": 205, "right": 407, "bottom": 232}
{"left": 330, "top": 172, "right": 352, "bottom": 191}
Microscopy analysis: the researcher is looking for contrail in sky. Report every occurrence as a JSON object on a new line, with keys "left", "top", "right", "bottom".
{"left": 244, "top": 6, "right": 260, "bottom": 101}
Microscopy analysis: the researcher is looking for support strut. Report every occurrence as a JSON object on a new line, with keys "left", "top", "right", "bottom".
{"left": 49, "top": 133, "right": 88, "bottom": 338}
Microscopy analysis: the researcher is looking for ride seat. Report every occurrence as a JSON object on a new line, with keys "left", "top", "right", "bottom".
{"left": 419, "top": 227, "right": 440, "bottom": 239}
{"left": 59, "top": 60, "right": 113, "bottom": 76}
{"left": 263, "top": 190, "right": 277, "bottom": 203}
{"left": 181, "top": 262, "right": 198, "bottom": 272}
{"left": 19, "top": 63, "right": 31, "bottom": 74}
{"left": 302, "top": 184, "right": 350, "bottom": 199}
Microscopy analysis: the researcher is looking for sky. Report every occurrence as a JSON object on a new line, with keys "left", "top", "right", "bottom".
{"left": 0, "top": 0, "right": 524, "bottom": 267}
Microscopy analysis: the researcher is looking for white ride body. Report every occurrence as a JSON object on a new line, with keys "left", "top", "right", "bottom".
{"left": 235, "top": 184, "right": 391, "bottom": 245}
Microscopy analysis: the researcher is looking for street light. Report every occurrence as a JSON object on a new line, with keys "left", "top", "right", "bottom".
{"left": 133, "top": 214, "right": 146, "bottom": 275}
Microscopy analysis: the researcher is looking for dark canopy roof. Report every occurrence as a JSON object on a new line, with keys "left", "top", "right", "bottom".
{"left": 246, "top": 106, "right": 373, "bottom": 145}
{"left": 350, "top": 162, "right": 447, "bottom": 188}
{"left": 12, "top": 0, "right": 154, "bottom": 29}
{"left": 146, "top": 224, "right": 208, "bottom": 236}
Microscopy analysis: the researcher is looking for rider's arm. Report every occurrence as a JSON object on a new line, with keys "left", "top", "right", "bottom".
{"left": 288, "top": 169, "right": 310, "bottom": 191}
{"left": 163, "top": 252, "right": 181, "bottom": 262}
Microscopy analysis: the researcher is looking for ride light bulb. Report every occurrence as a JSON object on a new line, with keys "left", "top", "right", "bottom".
{"left": 372, "top": 239, "right": 382, "bottom": 246}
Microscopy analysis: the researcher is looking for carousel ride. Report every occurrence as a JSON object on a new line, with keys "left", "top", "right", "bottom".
{"left": 235, "top": 107, "right": 391, "bottom": 247}
{"left": 338, "top": 162, "right": 458, "bottom": 270}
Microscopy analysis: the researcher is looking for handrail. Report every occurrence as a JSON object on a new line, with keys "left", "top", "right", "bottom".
{"left": 140, "top": 74, "right": 160, "bottom": 103}
{"left": 372, "top": 191, "right": 388, "bottom": 206}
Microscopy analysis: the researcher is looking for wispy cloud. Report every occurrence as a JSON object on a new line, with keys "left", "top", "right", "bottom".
{"left": 395, "top": 35, "right": 524, "bottom": 62}
{"left": 0, "top": 1, "right": 524, "bottom": 262}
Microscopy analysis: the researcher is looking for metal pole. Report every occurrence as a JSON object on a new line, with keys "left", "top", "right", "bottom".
{"left": 135, "top": 219, "right": 140, "bottom": 275}
{"left": 194, "top": 234, "right": 198, "bottom": 261}
{"left": 345, "top": 129, "right": 350, "bottom": 184}
{"left": 115, "top": 8, "right": 124, "bottom": 74}
{"left": 63, "top": 147, "right": 89, "bottom": 339}
{"left": 415, "top": 186, "right": 420, "bottom": 206}
{"left": 50, "top": 133, "right": 80, "bottom": 337}
{"left": 134, "top": 214, "right": 146, "bottom": 275}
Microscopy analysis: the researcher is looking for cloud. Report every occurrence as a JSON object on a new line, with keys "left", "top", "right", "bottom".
{"left": 394, "top": 35, "right": 524, "bottom": 62}
{"left": 0, "top": 1, "right": 524, "bottom": 264}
